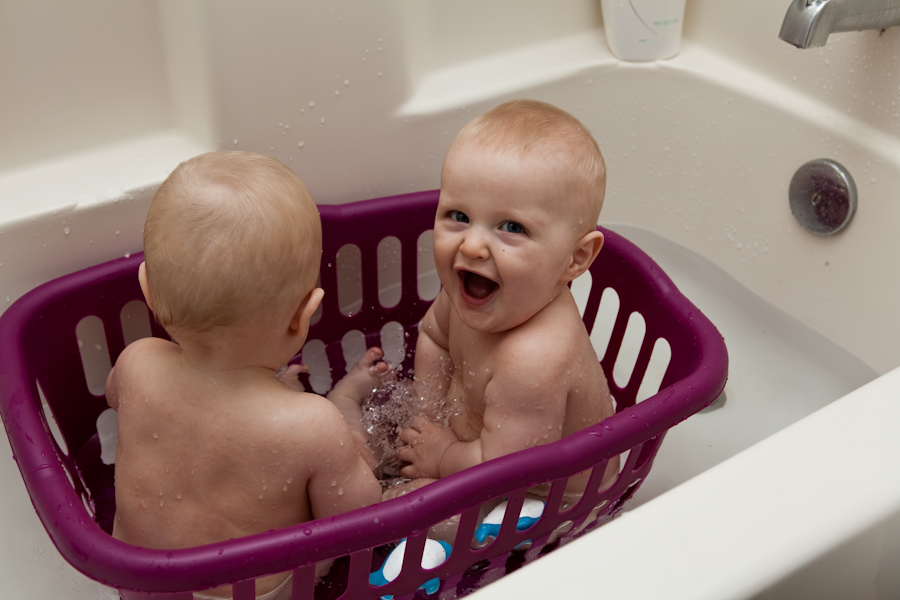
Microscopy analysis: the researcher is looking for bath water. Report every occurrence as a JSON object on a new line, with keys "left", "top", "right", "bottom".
{"left": 360, "top": 373, "right": 455, "bottom": 489}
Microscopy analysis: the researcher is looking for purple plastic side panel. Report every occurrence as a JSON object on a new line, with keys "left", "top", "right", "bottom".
{"left": 0, "top": 189, "right": 728, "bottom": 596}
{"left": 314, "top": 191, "right": 440, "bottom": 376}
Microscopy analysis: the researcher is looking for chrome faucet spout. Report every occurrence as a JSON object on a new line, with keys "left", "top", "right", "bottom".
{"left": 779, "top": 0, "right": 900, "bottom": 48}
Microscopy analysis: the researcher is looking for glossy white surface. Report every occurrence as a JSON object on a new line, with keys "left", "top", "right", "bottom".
{"left": 475, "top": 365, "right": 900, "bottom": 600}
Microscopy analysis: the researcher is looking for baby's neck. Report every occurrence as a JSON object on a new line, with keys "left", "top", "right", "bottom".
{"left": 175, "top": 330, "right": 284, "bottom": 375}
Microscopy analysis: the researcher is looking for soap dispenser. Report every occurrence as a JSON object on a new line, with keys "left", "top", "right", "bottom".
{"left": 601, "top": 0, "right": 686, "bottom": 61}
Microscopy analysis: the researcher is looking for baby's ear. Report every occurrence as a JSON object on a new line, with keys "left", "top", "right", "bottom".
{"left": 138, "top": 262, "right": 154, "bottom": 311}
{"left": 565, "top": 230, "right": 604, "bottom": 281}
{"left": 289, "top": 287, "right": 325, "bottom": 339}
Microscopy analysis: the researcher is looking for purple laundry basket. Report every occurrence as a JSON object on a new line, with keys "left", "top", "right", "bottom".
{"left": 0, "top": 190, "right": 727, "bottom": 599}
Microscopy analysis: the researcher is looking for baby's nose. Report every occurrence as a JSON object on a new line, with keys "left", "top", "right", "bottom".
{"left": 459, "top": 228, "right": 490, "bottom": 259}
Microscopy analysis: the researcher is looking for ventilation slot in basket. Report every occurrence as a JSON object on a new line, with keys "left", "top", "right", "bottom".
{"left": 589, "top": 287, "right": 620, "bottom": 362}
{"left": 377, "top": 236, "right": 402, "bottom": 308}
{"left": 302, "top": 339, "right": 331, "bottom": 394}
{"left": 417, "top": 230, "right": 440, "bottom": 301}
{"left": 76, "top": 315, "right": 112, "bottom": 396}
{"left": 379, "top": 321, "right": 406, "bottom": 368}
{"left": 337, "top": 243, "right": 363, "bottom": 317}
{"left": 119, "top": 300, "right": 152, "bottom": 347}
{"left": 37, "top": 379, "right": 68, "bottom": 456}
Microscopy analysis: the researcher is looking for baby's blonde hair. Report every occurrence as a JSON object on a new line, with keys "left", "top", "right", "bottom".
{"left": 143, "top": 151, "right": 321, "bottom": 337}
{"left": 452, "top": 99, "right": 606, "bottom": 227}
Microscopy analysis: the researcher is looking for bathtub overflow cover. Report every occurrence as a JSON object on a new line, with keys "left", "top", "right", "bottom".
{"left": 789, "top": 159, "right": 857, "bottom": 236}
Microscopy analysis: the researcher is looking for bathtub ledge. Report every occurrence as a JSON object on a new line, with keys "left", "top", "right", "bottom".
{"left": 475, "top": 365, "right": 900, "bottom": 600}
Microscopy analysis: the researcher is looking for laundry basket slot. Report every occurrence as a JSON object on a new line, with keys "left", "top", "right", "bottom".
{"left": 0, "top": 189, "right": 727, "bottom": 599}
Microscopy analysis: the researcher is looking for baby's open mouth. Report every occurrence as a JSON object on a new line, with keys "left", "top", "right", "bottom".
{"left": 461, "top": 271, "right": 498, "bottom": 300}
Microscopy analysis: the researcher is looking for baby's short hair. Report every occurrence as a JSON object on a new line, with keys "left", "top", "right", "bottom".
{"left": 454, "top": 99, "right": 606, "bottom": 226}
{"left": 143, "top": 151, "right": 321, "bottom": 336}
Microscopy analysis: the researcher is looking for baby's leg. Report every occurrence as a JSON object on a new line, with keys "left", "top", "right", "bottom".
{"left": 327, "top": 348, "right": 391, "bottom": 470}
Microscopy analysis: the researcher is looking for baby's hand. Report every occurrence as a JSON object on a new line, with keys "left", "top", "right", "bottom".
{"left": 398, "top": 416, "right": 459, "bottom": 479}
{"left": 275, "top": 363, "right": 309, "bottom": 392}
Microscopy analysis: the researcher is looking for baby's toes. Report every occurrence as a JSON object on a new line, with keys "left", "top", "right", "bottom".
{"left": 354, "top": 347, "right": 393, "bottom": 382}
{"left": 369, "top": 358, "right": 391, "bottom": 378}
{"left": 358, "top": 347, "right": 385, "bottom": 370}
{"left": 332, "top": 347, "right": 391, "bottom": 403}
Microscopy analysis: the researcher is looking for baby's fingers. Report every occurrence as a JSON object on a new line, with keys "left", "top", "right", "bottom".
{"left": 407, "top": 416, "right": 433, "bottom": 432}
{"left": 399, "top": 426, "right": 419, "bottom": 446}
{"left": 396, "top": 443, "right": 414, "bottom": 463}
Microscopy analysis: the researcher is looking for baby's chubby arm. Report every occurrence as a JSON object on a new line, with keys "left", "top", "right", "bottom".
{"left": 105, "top": 337, "right": 165, "bottom": 411}
{"left": 106, "top": 365, "right": 121, "bottom": 410}
{"left": 400, "top": 352, "right": 568, "bottom": 479}
{"left": 306, "top": 400, "right": 382, "bottom": 519}
{"left": 412, "top": 291, "right": 454, "bottom": 416}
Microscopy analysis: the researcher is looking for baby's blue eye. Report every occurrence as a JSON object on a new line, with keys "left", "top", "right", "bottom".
{"left": 449, "top": 210, "right": 469, "bottom": 223}
{"left": 500, "top": 221, "right": 525, "bottom": 234}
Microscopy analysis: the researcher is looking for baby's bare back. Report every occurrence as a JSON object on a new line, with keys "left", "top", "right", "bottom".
{"left": 108, "top": 338, "right": 372, "bottom": 552}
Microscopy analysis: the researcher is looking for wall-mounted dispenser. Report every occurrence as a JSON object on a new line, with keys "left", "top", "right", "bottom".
{"left": 601, "top": 0, "right": 686, "bottom": 61}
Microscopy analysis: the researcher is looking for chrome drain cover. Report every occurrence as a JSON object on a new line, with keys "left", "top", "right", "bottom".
{"left": 789, "top": 158, "right": 857, "bottom": 236}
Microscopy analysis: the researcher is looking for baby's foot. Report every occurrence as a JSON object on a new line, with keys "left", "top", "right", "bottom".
{"left": 329, "top": 347, "right": 391, "bottom": 406}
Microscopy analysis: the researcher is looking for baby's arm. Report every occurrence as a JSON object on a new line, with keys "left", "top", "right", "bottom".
{"left": 105, "top": 366, "right": 121, "bottom": 410}
{"left": 105, "top": 337, "right": 161, "bottom": 411}
{"left": 400, "top": 359, "right": 567, "bottom": 479}
{"left": 412, "top": 292, "right": 454, "bottom": 416}
{"left": 307, "top": 402, "right": 382, "bottom": 519}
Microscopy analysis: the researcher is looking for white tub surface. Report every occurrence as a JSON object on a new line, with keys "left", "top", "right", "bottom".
{"left": 604, "top": 224, "right": 875, "bottom": 510}
{"left": 474, "top": 365, "right": 900, "bottom": 600}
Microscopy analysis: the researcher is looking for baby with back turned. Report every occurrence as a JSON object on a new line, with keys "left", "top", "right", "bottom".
{"left": 106, "top": 151, "right": 385, "bottom": 599}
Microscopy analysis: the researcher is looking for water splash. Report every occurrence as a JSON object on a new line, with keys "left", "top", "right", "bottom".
{"left": 360, "top": 374, "right": 455, "bottom": 487}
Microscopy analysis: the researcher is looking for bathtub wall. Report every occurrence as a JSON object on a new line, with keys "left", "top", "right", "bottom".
{"left": 2, "top": 0, "right": 900, "bottom": 373}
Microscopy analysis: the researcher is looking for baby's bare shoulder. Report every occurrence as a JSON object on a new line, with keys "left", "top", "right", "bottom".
{"left": 249, "top": 389, "right": 355, "bottom": 452}
{"left": 106, "top": 337, "right": 179, "bottom": 402}
{"left": 507, "top": 306, "right": 587, "bottom": 360}
{"left": 115, "top": 337, "right": 179, "bottom": 372}
{"left": 489, "top": 313, "right": 592, "bottom": 395}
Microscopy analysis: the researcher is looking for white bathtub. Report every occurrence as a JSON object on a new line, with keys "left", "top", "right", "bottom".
{"left": 2, "top": 1, "right": 900, "bottom": 598}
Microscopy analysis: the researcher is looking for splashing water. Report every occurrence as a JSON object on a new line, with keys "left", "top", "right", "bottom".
{"left": 360, "top": 373, "right": 455, "bottom": 489}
